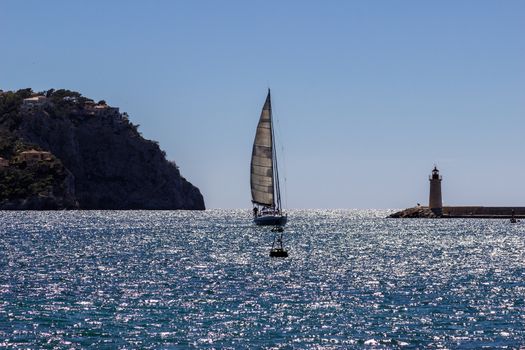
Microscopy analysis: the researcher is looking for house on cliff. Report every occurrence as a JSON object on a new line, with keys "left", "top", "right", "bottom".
{"left": 83, "top": 100, "right": 119, "bottom": 116}
{"left": 21, "top": 96, "right": 48, "bottom": 111}
{"left": 94, "top": 104, "right": 119, "bottom": 115}
{"left": 19, "top": 150, "right": 53, "bottom": 164}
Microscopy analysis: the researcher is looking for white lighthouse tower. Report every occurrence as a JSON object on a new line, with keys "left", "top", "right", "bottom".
{"left": 429, "top": 166, "right": 443, "bottom": 216}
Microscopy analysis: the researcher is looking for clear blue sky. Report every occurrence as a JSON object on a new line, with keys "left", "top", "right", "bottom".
{"left": 1, "top": 1, "right": 524, "bottom": 208}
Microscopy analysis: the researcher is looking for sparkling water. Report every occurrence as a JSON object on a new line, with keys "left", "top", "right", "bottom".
{"left": 1, "top": 210, "right": 525, "bottom": 348}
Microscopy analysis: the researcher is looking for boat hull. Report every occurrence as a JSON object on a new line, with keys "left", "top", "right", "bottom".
{"left": 254, "top": 215, "right": 288, "bottom": 226}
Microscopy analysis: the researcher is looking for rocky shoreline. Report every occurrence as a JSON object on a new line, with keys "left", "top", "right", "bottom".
{"left": 388, "top": 206, "right": 438, "bottom": 218}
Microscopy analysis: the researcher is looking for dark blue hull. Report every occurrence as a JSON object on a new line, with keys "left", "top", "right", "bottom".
{"left": 254, "top": 215, "right": 288, "bottom": 226}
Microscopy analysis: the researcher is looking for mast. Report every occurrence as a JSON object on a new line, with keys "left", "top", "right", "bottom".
{"left": 268, "top": 89, "right": 282, "bottom": 212}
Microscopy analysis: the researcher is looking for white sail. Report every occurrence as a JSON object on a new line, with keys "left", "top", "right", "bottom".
{"left": 250, "top": 92, "right": 274, "bottom": 207}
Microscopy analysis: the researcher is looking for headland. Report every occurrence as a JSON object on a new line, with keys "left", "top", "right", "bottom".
{"left": 0, "top": 88, "right": 205, "bottom": 210}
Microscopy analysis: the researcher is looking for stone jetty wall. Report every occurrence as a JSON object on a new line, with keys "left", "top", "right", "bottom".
{"left": 390, "top": 206, "right": 525, "bottom": 218}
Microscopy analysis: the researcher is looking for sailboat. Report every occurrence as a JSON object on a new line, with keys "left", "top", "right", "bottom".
{"left": 250, "top": 89, "right": 287, "bottom": 226}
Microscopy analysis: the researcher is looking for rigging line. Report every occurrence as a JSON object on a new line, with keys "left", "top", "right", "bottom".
{"left": 272, "top": 97, "right": 288, "bottom": 211}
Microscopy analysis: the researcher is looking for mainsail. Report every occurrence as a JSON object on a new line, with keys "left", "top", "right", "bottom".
{"left": 250, "top": 91, "right": 274, "bottom": 207}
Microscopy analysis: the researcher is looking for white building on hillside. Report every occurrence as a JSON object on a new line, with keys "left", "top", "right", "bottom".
{"left": 22, "top": 96, "right": 48, "bottom": 111}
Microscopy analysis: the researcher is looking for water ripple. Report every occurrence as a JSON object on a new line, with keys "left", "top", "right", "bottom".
{"left": 1, "top": 209, "right": 525, "bottom": 348}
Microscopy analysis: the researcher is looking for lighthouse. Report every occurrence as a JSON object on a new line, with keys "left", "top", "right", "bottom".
{"left": 429, "top": 166, "right": 443, "bottom": 216}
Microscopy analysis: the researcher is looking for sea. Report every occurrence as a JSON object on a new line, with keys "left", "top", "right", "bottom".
{"left": 1, "top": 209, "right": 525, "bottom": 349}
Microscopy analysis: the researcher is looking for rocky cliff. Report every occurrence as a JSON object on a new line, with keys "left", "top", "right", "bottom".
{"left": 0, "top": 88, "right": 205, "bottom": 210}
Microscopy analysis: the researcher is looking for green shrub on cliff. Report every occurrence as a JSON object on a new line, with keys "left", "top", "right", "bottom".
{"left": 0, "top": 88, "right": 33, "bottom": 130}
{"left": 0, "top": 156, "right": 67, "bottom": 201}
{"left": 0, "top": 129, "right": 44, "bottom": 159}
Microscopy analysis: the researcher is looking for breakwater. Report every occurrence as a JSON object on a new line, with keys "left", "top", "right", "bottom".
{"left": 390, "top": 206, "right": 525, "bottom": 218}
{"left": 442, "top": 206, "right": 525, "bottom": 218}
